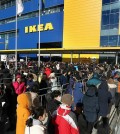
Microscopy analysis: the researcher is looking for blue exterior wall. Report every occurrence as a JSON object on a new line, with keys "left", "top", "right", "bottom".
{"left": 0, "top": 0, "right": 64, "bottom": 19}
{"left": 0, "top": 0, "right": 64, "bottom": 51}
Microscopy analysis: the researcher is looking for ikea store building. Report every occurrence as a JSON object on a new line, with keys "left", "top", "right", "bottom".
{"left": 0, "top": 0, "right": 119, "bottom": 62}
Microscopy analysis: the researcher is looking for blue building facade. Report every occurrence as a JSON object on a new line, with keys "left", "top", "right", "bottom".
{"left": 0, "top": 0, "right": 64, "bottom": 58}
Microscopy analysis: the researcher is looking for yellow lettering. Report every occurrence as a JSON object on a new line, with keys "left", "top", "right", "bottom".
{"left": 29, "top": 25, "right": 37, "bottom": 33}
{"left": 38, "top": 24, "right": 44, "bottom": 31}
{"left": 44, "top": 23, "right": 54, "bottom": 31}
{"left": 25, "top": 23, "right": 54, "bottom": 33}
{"left": 25, "top": 27, "right": 29, "bottom": 33}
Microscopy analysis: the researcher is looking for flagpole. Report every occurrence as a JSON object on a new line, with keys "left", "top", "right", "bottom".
{"left": 38, "top": 0, "right": 41, "bottom": 68}
{"left": 15, "top": 0, "right": 18, "bottom": 70}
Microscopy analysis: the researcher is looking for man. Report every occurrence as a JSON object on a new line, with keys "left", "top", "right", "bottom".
{"left": 52, "top": 94, "right": 80, "bottom": 134}
{"left": 47, "top": 90, "right": 61, "bottom": 134}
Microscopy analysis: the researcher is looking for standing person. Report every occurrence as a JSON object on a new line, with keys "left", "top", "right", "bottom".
{"left": 82, "top": 85, "right": 99, "bottom": 134}
{"left": 115, "top": 77, "right": 120, "bottom": 114}
{"left": 47, "top": 90, "right": 61, "bottom": 134}
{"left": 16, "top": 93, "right": 32, "bottom": 134}
{"left": 13, "top": 75, "right": 26, "bottom": 95}
{"left": 26, "top": 74, "right": 34, "bottom": 92}
{"left": 44, "top": 65, "right": 51, "bottom": 78}
{"left": 49, "top": 73, "right": 58, "bottom": 91}
{"left": 52, "top": 94, "right": 80, "bottom": 134}
{"left": 59, "top": 70, "right": 68, "bottom": 86}
{"left": 98, "top": 76, "right": 112, "bottom": 118}
{"left": 25, "top": 106, "right": 46, "bottom": 134}
{"left": 4, "top": 81, "right": 17, "bottom": 131}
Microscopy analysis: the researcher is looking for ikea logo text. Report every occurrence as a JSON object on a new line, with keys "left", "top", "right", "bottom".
{"left": 25, "top": 23, "right": 54, "bottom": 33}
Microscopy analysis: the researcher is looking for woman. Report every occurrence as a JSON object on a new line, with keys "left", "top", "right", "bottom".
{"left": 16, "top": 93, "right": 32, "bottom": 134}
{"left": 25, "top": 106, "right": 46, "bottom": 134}
{"left": 13, "top": 75, "right": 26, "bottom": 95}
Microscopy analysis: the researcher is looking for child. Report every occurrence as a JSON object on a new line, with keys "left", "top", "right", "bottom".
{"left": 25, "top": 106, "right": 46, "bottom": 134}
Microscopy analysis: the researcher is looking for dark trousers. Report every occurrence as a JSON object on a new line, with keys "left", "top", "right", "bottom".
{"left": 87, "top": 122, "right": 94, "bottom": 134}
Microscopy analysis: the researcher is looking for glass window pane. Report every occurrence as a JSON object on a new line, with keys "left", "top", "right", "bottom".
{"left": 109, "top": 35, "right": 118, "bottom": 46}
{"left": 100, "top": 36, "right": 109, "bottom": 46}
{"left": 102, "top": 14, "right": 109, "bottom": 25}
{"left": 103, "top": 0, "right": 110, "bottom": 5}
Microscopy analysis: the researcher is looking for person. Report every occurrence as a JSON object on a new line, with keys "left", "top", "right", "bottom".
{"left": 82, "top": 85, "right": 99, "bottom": 134}
{"left": 25, "top": 106, "right": 46, "bottom": 134}
{"left": 13, "top": 75, "right": 26, "bottom": 95}
{"left": 59, "top": 70, "right": 68, "bottom": 86}
{"left": 77, "top": 103, "right": 88, "bottom": 134}
{"left": 52, "top": 94, "right": 80, "bottom": 134}
{"left": 98, "top": 76, "right": 112, "bottom": 118}
{"left": 26, "top": 74, "right": 34, "bottom": 92}
{"left": 16, "top": 93, "right": 32, "bottom": 134}
{"left": 47, "top": 90, "right": 61, "bottom": 134}
{"left": 107, "top": 77, "right": 117, "bottom": 106}
{"left": 49, "top": 73, "right": 58, "bottom": 91}
{"left": 47, "top": 90, "right": 61, "bottom": 115}
{"left": 44, "top": 65, "right": 51, "bottom": 78}
{"left": 96, "top": 117, "right": 110, "bottom": 134}
{"left": 115, "top": 77, "right": 120, "bottom": 114}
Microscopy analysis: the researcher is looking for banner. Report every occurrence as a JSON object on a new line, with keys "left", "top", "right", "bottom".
{"left": 16, "top": 0, "right": 24, "bottom": 16}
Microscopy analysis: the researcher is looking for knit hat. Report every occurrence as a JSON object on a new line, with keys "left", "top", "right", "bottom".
{"left": 16, "top": 74, "right": 21, "bottom": 79}
{"left": 61, "top": 94, "right": 73, "bottom": 106}
{"left": 107, "top": 78, "right": 115, "bottom": 84}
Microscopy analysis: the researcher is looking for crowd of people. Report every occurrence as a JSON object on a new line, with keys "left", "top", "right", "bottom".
{"left": 0, "top": 61, "right": 120, "bottom": 134}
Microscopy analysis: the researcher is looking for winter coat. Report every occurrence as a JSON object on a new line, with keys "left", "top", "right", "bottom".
{"left": 83, "top": 86, "right": 99, "bottom": 123}
{"left": 26, "top": 80, "right": 35, "bottom": 91}
{"left": 13, "top": 81, "right": 26, "bottom": 95}
{"left": 47, "top": 99, "right": 61, "bottom": 134}
{"left": 52, "top": 104, "right": 80, "bottom": 134}
{"left": 16, "top": 93, "right": 31, "bottom": 134}
{"left": 50, "top": 77, "right": 58, "bottom": 91}
{"left": 98, "top": 81, "right": 112, "bottom": 117}
{"left": 59, "top": 74, "right": 68, "bottom": 86}
{"left": 47, "top": 99, "right": 61, "bottom": 115}
{"left": 25, "top": 118, "right": 45, "bottom": 134}
{"left": 44, "top": 68, "right": 51, "bottom": 78}
{"left": 74, "top": 82, "right": 84, "bottom": 105}
{"left": 108, "top": 83, "right": 117, "bottom": 104}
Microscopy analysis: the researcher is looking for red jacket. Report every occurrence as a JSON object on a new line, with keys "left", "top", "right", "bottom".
{"left": 13, "top": 81, "right": 26, "bottom": 95}
{"left": 44, "top": 68, "right": 51, "bottom": 78}
{"left": 52, "top": 104, "right": 80, "bottom": 134}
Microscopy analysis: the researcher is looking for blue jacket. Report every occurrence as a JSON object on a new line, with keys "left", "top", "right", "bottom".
{"left": 74, "top": 82, "right": 84, "bottom": 105}
{"left": 26, "top": 80, "right": 34, "bottom": 91}
{"left": 83, "top": 86, "right": 99, "bottom": 122}
{"left": 98, "top": 80, "right": 112, "bottom": 117}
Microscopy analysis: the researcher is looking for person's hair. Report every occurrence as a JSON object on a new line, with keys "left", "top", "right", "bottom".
{"left": 26, "top": 106, "right": 45, "bottom": 127}
{"left": 31, "top": 82, "right": 39, "bottom": 93}
{"left": 51, "top": 90, "right": 61, "bottom": 99}
{"left": 118, "top": 77, "right": 120, "bottom": 82}
{"left": 28, "top": 74, "right": 34, "bottom": 79}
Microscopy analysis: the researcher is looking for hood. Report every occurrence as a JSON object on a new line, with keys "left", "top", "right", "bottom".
{"left": 108, "top": 84, "right": 117, "bottom": 88}
{"left": 57, "top": 104, "right": 71, "bottom": 116}
{"left": 45, "top": 68, "right": 51, "bottom": 71}
{"left": 86, "top": 87, "right": 96, "bottom": 97}
{"left": 17, "top": 93, "right": 31, "bottom": 109}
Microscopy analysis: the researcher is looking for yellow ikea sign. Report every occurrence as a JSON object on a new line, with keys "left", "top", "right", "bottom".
{"left": 25, "top": 23, "right": 54, "bottom": 33}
